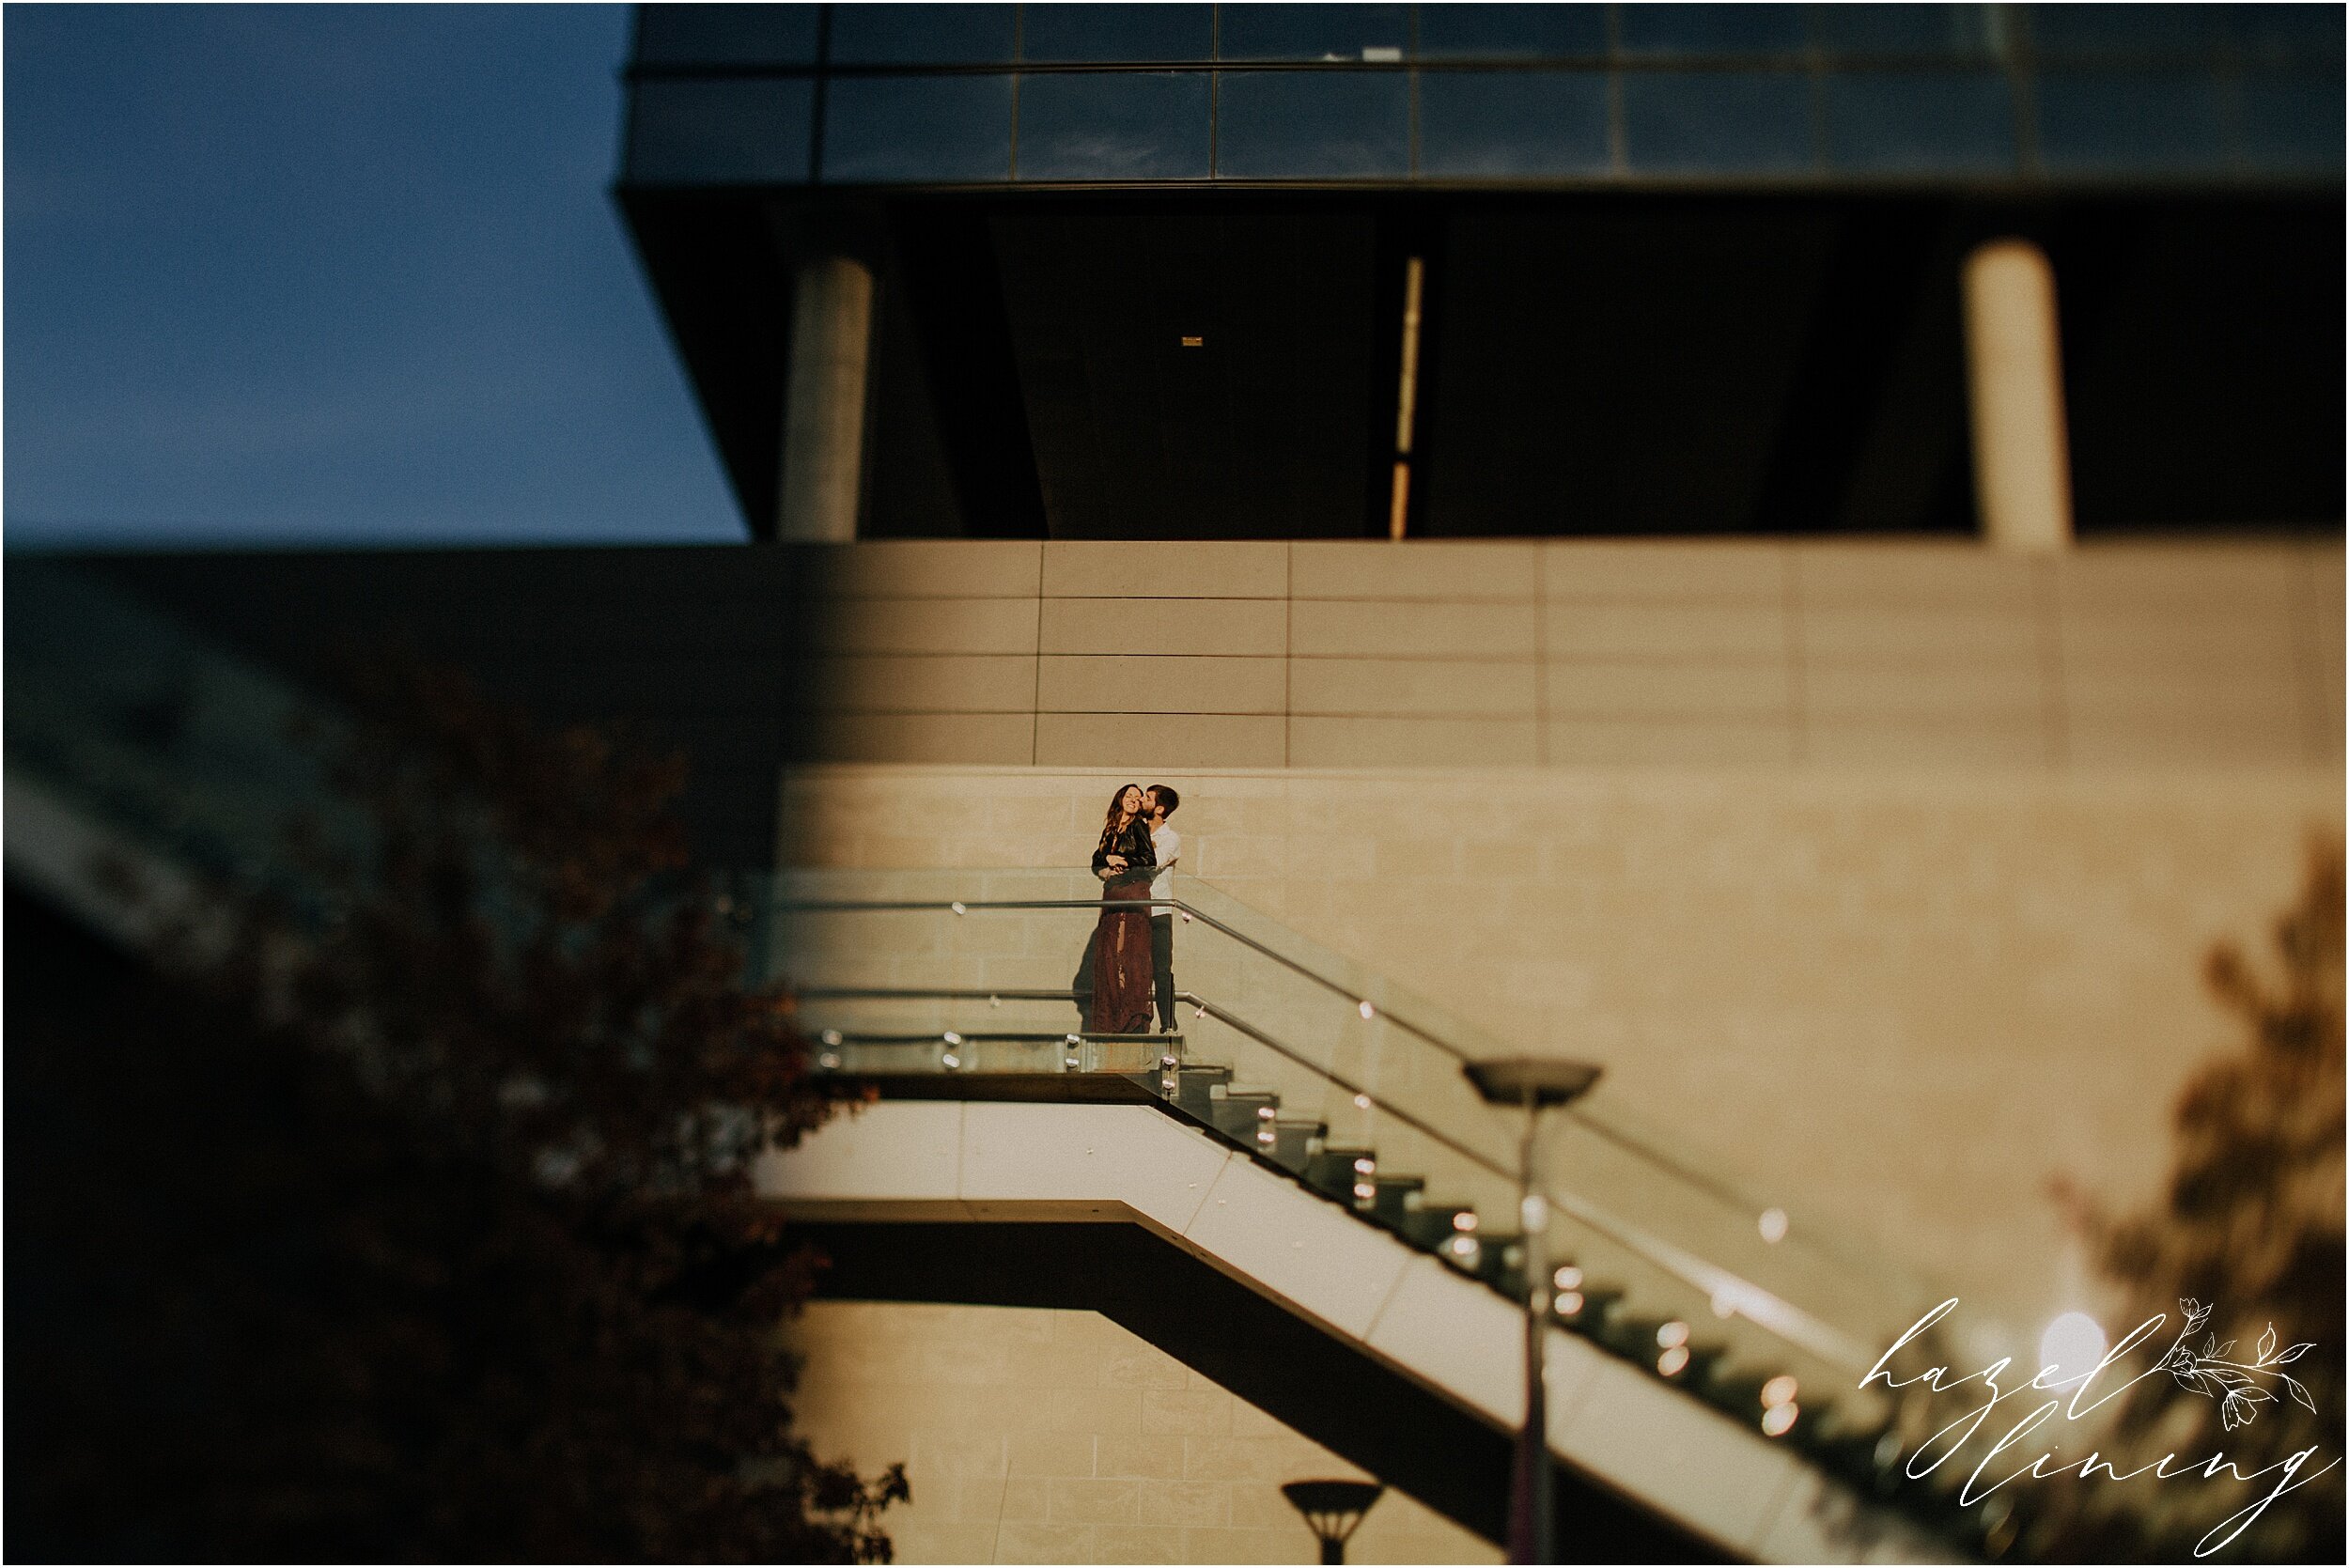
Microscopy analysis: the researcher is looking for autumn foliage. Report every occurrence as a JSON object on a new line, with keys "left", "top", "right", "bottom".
{"left": 2040, "top": 838, "right": 2345, "bottom": 1561}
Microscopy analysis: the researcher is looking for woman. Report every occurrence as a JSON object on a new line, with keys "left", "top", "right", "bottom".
{"left": 1085, "top": 784, "right": 1157, "bottom": 1034}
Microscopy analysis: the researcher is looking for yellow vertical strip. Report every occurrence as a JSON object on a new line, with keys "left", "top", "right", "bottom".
{"left": 1390, "top": 256, "right": 1426, "bottom": 541}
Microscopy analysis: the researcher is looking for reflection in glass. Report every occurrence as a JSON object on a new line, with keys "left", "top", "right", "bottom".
{"left": 2028, "top": 2, "right": 2229, "bottom": 58}
{"left": 2228, "top": 3, "right": 2345, "bottom": 62}
{"left": 1217, "top": 3, "right": 1409, "bottom": 62}
{"left": 2032, "top": 70, "right": 2227, "bottom": 173}
{"left": 1824, "top": 71, "right": 2015, "bottom": 174}
{"left": 626, "top": 79, "right": 816, "bottom": 185}
{"left": 2236, "top": 70, "right": 2346, "bottom": 175}
{"left": 1415, "top": 3, "right": 1607, "bottom": 59}
{"left": 1214, "top": 70, "right": 1409, "bottom": 178}
{"left": 823, "top": 75, "right": 1014, "bottom": 183}
{"left": 1622, "top": 71, "right": 1814, "bottom": 172}
{"left": 1020, "top": 3, "right": 1214, "bottom": 62}
{"left": 1617, "top": 2, "right": 1809, "bottom": 55}
{"left": 1017, "top": 72, "right": 1211, "bottom": 180}
{"left": 1418, "top": 70, "right": 1610, "bottom": 177}
{"left": 829, "top": 2, "right": 1018, "bottom": 65}
{"left": 1812, "top": 3, "right": 1996, "bottom": 59}
{"left": 633, "top": 2, "right": 822, "bottom": 67}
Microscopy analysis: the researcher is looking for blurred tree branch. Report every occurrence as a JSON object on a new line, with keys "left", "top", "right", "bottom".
{"left": 2038, "top": 836, "right": 2344, "bottom": 1561}
{"left": 18, "top": 657, "right": 903, "bottom": 1561}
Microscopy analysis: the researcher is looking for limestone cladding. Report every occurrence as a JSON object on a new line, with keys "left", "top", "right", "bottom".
{"left": 766, "top": 536, "right": 2342, "bottom": 1560}
{"left": 770, "top": 537, "right": 2342, "bottom": 771}
{"left": 785, "top": 1300, "right": 1497, "bottom": 1565}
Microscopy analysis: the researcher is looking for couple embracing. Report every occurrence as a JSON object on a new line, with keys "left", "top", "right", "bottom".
{"left": 1072, "top": 783, "right": 1181, "bottom": 1035}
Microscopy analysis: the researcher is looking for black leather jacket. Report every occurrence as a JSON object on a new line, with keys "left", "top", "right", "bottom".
{"left": 1091, "top": 820, "right": 1155, "bottom": 879}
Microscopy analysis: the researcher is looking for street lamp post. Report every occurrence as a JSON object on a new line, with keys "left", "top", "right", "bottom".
{"left": 1465, "top": 1057, "right": 1603, "bottom": 1567}
{"left": 1280, "top": 1479, "right": 1385, "bottom": 1564}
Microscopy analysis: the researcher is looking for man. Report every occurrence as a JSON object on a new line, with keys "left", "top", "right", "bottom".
{"left": 1143, "top": 784, "right": 1181, "bottom": 1033}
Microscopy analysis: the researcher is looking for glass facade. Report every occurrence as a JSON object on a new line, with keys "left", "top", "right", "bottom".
{"left": 624, "top": 3, "right": 2341, "bottom": 186}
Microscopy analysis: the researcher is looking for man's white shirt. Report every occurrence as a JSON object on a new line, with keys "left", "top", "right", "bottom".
{"left": 1149, "top": 822, "right": 1180, "bottom": 903}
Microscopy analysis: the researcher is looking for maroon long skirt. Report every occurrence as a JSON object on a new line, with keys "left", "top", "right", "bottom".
{"left": 1087, "top": 873, "right": 1156, "bottom": 1034}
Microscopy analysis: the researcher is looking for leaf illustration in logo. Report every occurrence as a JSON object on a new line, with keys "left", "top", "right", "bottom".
{"left": 2284, "top": 1374, "right": 2318, "bottom": 1415}
{"left": 2257, "top": 1326, "right": 2278, "bottom": 1364}
{"left": 2279, "top": 1343, "right": 2312, "bottom": 1364}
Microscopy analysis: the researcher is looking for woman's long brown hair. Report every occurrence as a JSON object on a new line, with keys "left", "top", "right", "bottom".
{"left": 1097, "top": 783, "right": 1144, "bottom": 850}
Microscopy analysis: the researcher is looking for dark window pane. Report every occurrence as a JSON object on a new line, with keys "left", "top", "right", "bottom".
{"left": 1824, "top": 70, "right": 2015, "bottom": 173}
{"left": 2239, "top": 70, "right": 2346, "bottom": 175}
{"left": 1813, "top": 4, "right": 1998, "bottom": 59}
{"left": 1418, "top": 70, "right": 1610, "bottom": 175}
{"left": 626, "top": 79, "right": 815, "bottom": 184}
{"left": 822, "top": 75, "right": 1013, "bottom": 182}
{"left": 1017, "top": 71, "right": 1210, "bottom": 179}
{"left": 1217, "top": 4, "right": 1409, "bottom": 62}
{"left": 829, "top": 3, "right": 1017, "bottom": 65}
{"left": 2229, "top": 3, "right": 2344, "bottom": 63}
{"left": 634, "top": 3, "right": 822, "bottom": 67}
{"left": 1214, "top": 70, "right": 1409, "bottom": 177}
{"left": 1415, "top": 4, "right": 1608, "bottom": 60}
{"left": 1021, "top": 3, "right": 1214, "bottom": 62}
{"left": 1622, "top": 71, "right": 1815, "bottom": 171}
{"left": 2033, "top": 70, "right": 2227, "bottom": 172}
{"left": 1617, "top": 3, "right": 1809, "bottom": 55}
{"left": 2028, "top": 3, "right": 2228, "bottom": 57}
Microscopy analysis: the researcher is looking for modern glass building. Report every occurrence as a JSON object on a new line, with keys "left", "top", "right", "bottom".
{"left": 12, "top": 8, "right": 2342, "bottom": 1563}
{"left": 616, "top": 3, "right": 2343, "bottom": 542}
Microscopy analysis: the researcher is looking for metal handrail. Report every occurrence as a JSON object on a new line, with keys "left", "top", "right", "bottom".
{"left": 777, "top": 892, "right": 1475, "bottom": 1058}
{"left": 787, "top": 978, "right": 1882, "bottom": 1375}
{"left": 774, "top": 887, "right": 1931, "bottom": 1306}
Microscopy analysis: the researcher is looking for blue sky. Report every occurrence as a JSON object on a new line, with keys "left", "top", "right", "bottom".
{"left": 5, "top": 3, "right": 746, "bottom": 548}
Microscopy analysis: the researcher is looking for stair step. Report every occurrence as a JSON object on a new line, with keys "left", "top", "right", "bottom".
{"left": 1303, "top": 1146, "right": 1377, "bottom": 1204}
{"left": 1172, "top": 1064, "right": 1231, "bottom": 1121}
{"left": 1398, "top": 1203, "right": 1478, "bottom": 1252}
{"left": 1474, "top": 1234, "right": 1525, "bottom": 1296}
{"left": 1266, "top": 1115, "right": 1324, "bottom": 1174}
{"left": 1368, "top": 1173, "right": 1425, "bottom": 1229}
{"left": 1208, "top": 1088, "right": 1280, "bottom": 1144}
{"left": 1549, "top": 1281, "right": 1625, "bottom": 1329}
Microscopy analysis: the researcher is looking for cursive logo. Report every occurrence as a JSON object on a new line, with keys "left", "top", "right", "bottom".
{"left": 2162, "top": 1296, "right": 2319, "bottom": 1433}
{"left": 1862, "top": 1297, "right": 2340, "bottom": 1558}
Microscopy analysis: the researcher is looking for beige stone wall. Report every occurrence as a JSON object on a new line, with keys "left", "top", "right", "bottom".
{"left": 780, "top": 537, "right": 2341, "bottom": 772}
{"left": 786, "top": 1299, "right": 1498, "bottom": 1565}
{"left": 770, "top": 536, "right": 2341, "bottom": 1561}
{"left": 778, "top": 764, "right": 2341, "bottom": 1346}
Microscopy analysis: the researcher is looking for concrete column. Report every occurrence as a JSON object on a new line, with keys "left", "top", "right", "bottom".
{"left": 1961, "top": 239, "right": 2074, "bottom": 552}
{"left": 777, "top": 254, "right": 875, "bottom": 542}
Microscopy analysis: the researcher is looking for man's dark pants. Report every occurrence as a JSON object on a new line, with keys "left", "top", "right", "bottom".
{"left": 1150, "top": 913, "right": 1175, "bottom": 1032}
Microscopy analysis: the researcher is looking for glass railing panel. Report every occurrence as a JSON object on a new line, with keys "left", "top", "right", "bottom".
{"left": 750, "top": 868, "right": 1956, "bottom": 1390}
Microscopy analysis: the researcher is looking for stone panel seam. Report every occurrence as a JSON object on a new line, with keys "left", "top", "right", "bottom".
{"left": 1536, "top": 543, "right": 1550, "bottom": 766}
{"left": 1784, "top": 544, "right": 1809, "bottom": 767}
{"left": 2031, "top": 554, "right": 2069, "bottom": 769}
{"left": 1358, "top": 1249, "right": 1423, "bottom": 1347}
{"left": 2286, "top": 541, "right": 2327, "bottom": 767}
{"left": 1030, "top": 574, "right": 1045, "bottom": 766}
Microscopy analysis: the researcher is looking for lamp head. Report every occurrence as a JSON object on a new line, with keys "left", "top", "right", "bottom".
{"left": 1464, "top": 1056, "right": 1602, "bottom": 1110}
